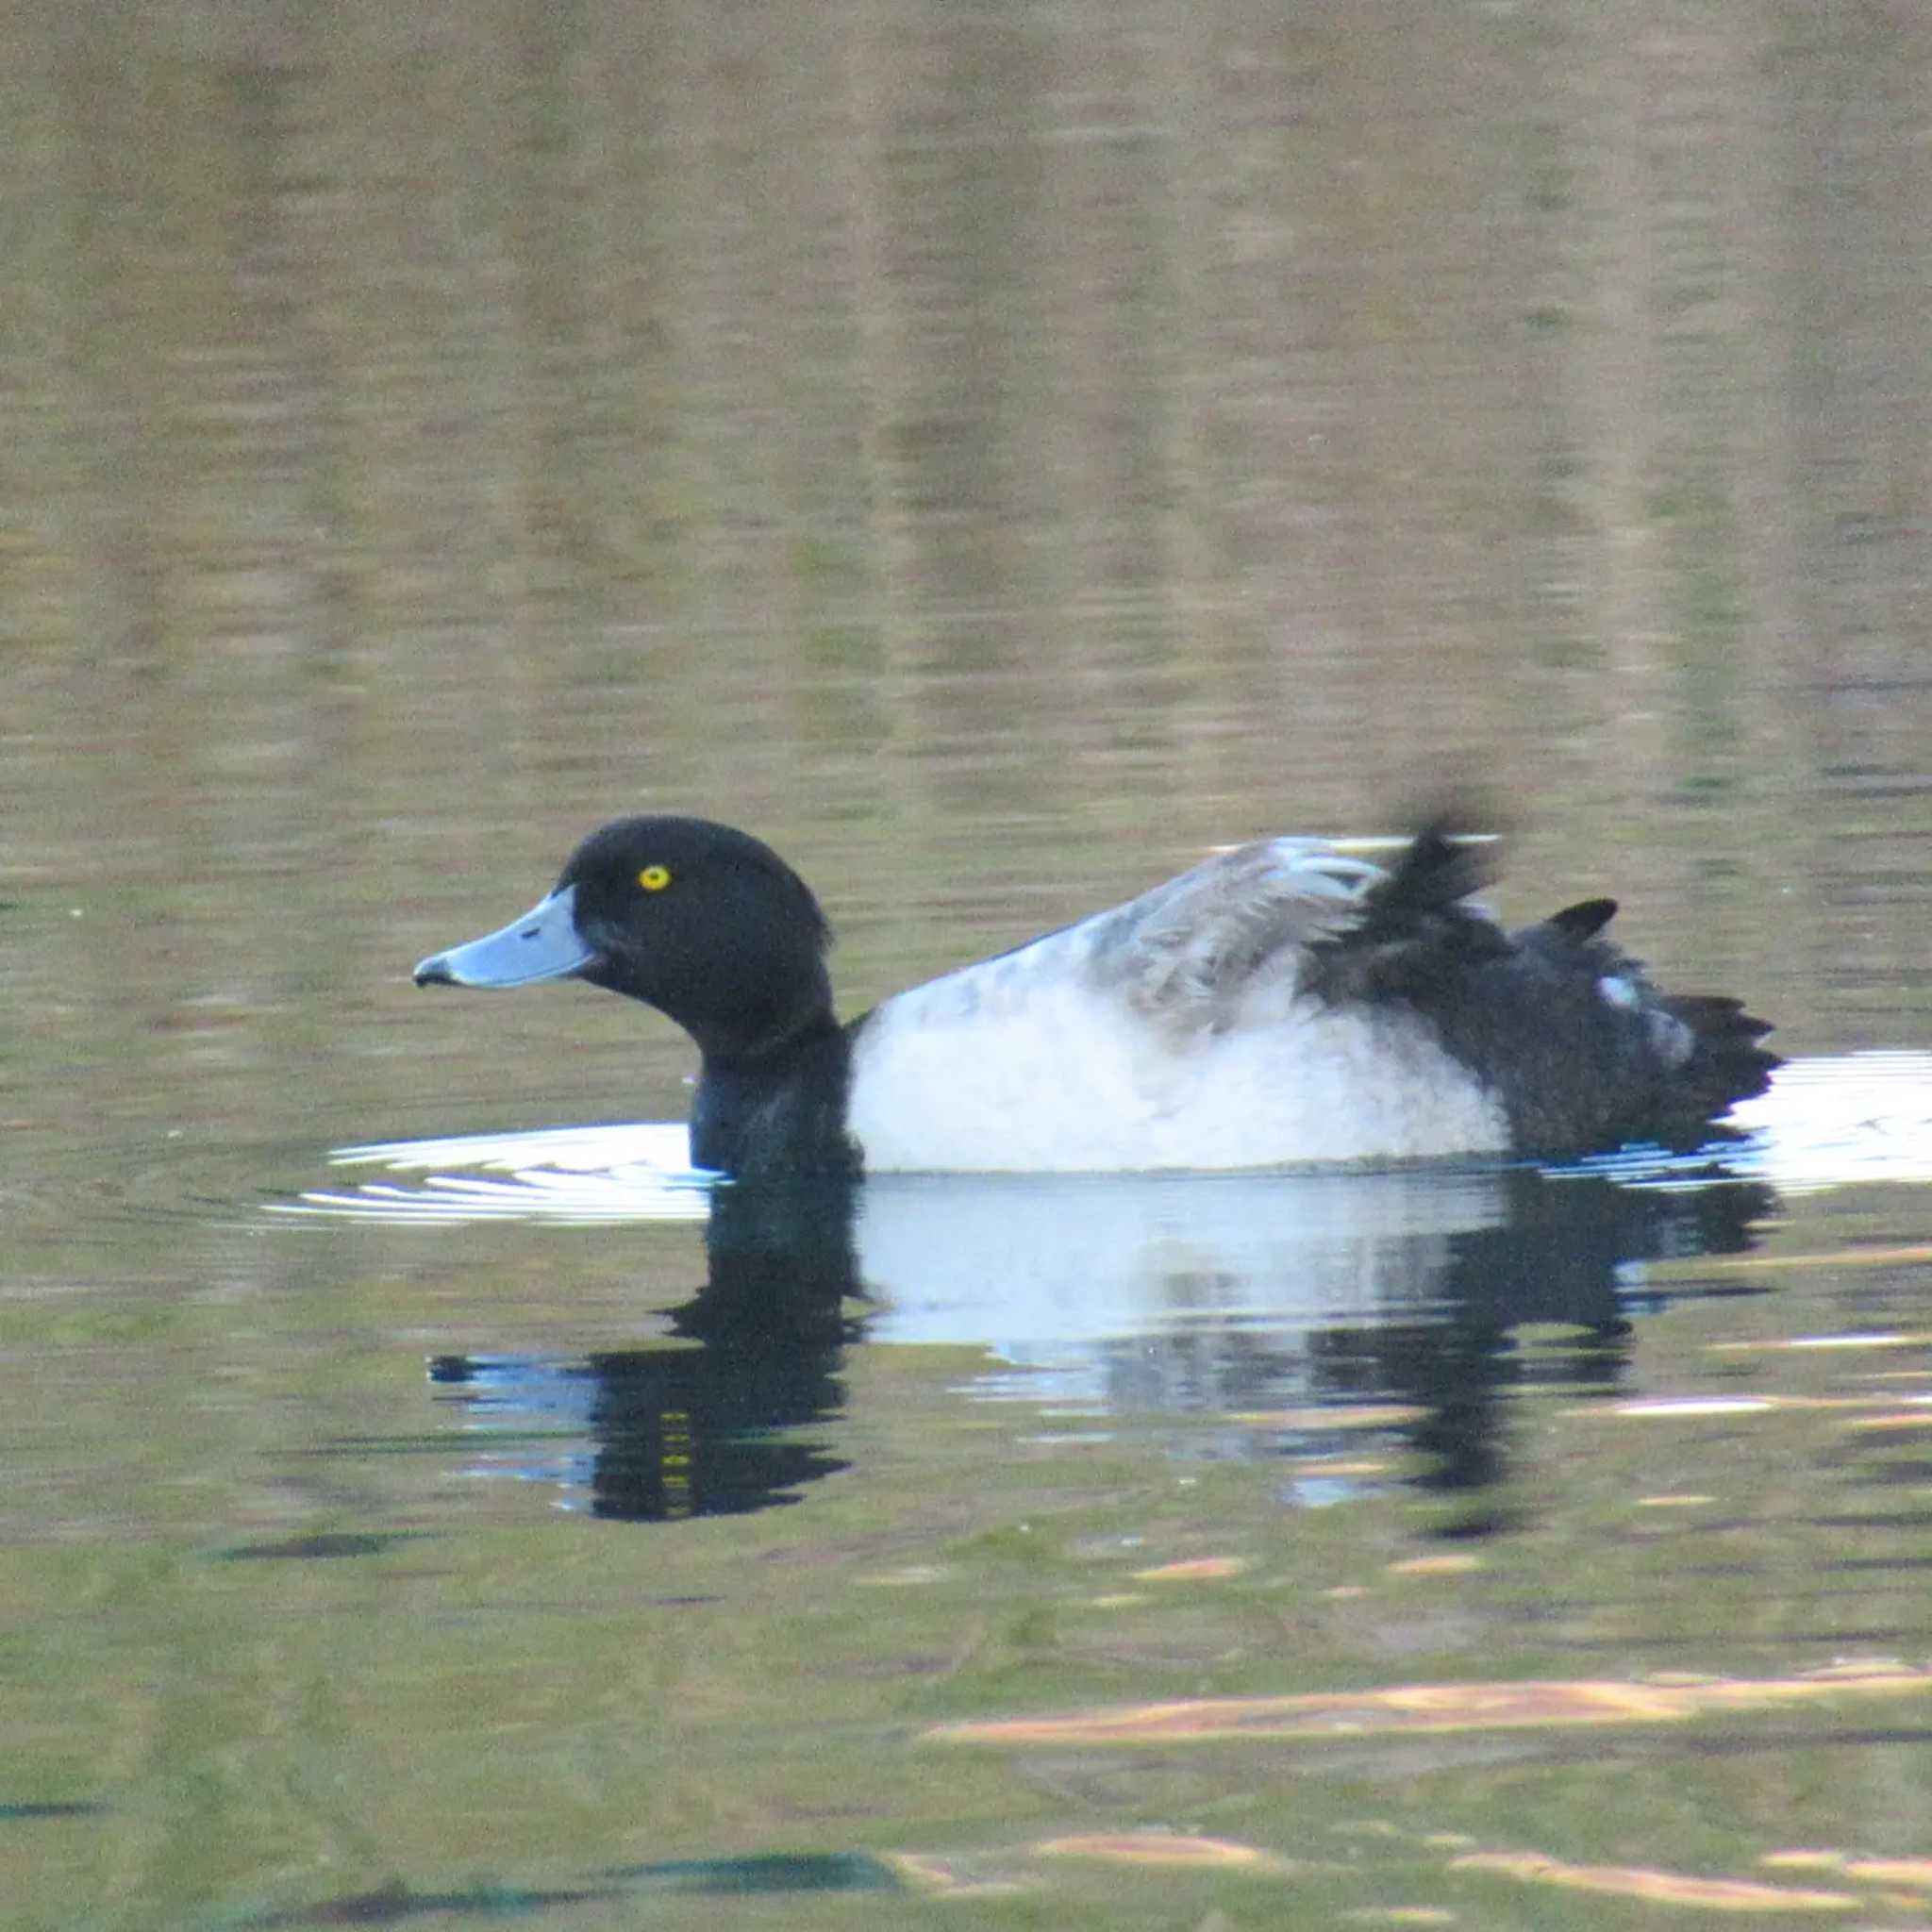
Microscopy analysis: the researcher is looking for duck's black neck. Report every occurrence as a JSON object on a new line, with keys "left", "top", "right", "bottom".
{"left": 690, "top": 1015, "right": 859, "bottom": 1177}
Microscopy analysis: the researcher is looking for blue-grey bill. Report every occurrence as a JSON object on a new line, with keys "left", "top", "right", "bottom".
{"left": 413, "top": 884, "right": 593, "bottom": 989}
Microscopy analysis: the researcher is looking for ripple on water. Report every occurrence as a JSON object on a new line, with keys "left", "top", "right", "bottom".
{"left": 266, "top": 1054, "right": 1932, "bottom": 1230}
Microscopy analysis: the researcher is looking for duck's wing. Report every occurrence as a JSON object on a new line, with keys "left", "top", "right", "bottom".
{"left": 1080, "top": 819, "right": 1776, "bottom": 1148}
{"left": 852, "top": 818, "right": 1774, "bottom": 1169}
{"left": 1090, "top": 819, "right": 1502, "bottom": 1037}
{"left": 844, "top": 825, "right": 1512, "bottom": 1172}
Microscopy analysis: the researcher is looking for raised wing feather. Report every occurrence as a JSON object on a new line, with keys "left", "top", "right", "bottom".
{"left": 1080, "top": 838, "right": 1397, "bottom": 1032}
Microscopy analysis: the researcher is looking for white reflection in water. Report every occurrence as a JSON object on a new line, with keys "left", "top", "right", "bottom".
{"left": 293, "top": 1051, "right": 1932, "bottom": 1225}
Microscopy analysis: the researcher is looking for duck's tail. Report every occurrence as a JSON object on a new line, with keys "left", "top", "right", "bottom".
{"left": 1490, "top": 891, "right": 1779, "bottom": 1154}
{"left": 1647, "top": 989, "right": 1779, "bottom": 1125}
{"left": 1318, "top": 811, "right": 1779, "bottom": 1155}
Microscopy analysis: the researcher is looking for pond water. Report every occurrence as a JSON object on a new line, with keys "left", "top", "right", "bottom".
{"left": 8, "top": 4, "right": 1932, "bottom": 1927}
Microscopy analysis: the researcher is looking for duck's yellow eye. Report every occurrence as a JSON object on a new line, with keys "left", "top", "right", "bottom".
{"left": 638, "top": 864, "right": 673, "bottom": 892}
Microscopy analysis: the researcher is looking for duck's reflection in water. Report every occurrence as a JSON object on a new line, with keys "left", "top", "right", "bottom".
{"left": 429, "top": 1183, "right": 861, "bottom": 1522}
{"left": 428, "top": 1161, "right": 1773, "bottom": 1524}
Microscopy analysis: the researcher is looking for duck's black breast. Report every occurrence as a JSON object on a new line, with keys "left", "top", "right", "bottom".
{"left": 690, "top": 1017, "right": 861, "bottom": 1178}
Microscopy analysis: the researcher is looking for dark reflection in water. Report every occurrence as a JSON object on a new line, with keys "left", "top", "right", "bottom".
{"left": 249, "top": 1855, "right": 898, "bottom": 1926}
{"left": 425, "top": 1163, "right": 1773, "bottom": 1525}
{"left": 598, "top": 1852, "right": 897, "bottom": 1894}
{"left": 430, "top": 1184, "right": 861, "bottom": 1522}
{"left": 1319, "top": 1168, "right": 1771, "bottom": 1534}
{"left": 248, "top": 1877, "right": 619, "bottom": 1927}
{"left": 220, "top": 1532, "right": 417, "bottom": 1562}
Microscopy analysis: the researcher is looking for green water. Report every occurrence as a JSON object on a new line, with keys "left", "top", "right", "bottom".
{"left": 7, "top": 2, "right": 1932, "bottom": 1924}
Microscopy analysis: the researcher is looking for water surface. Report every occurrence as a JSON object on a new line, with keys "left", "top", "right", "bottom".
{"left": 7, "top": 3, "right": 1932, "bottom": 1925}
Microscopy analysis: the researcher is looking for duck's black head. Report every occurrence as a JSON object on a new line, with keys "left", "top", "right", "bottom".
{"left": 414, "top": 815, "right": 838, "bottom": 1067}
